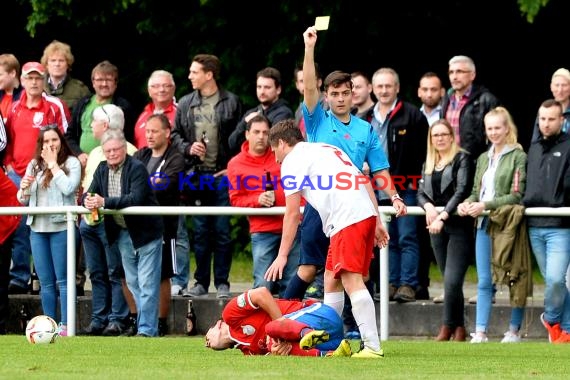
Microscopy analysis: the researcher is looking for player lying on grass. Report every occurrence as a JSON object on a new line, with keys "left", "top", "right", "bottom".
{"left": 205, "top": 287, "right": 351, "bottom": 356}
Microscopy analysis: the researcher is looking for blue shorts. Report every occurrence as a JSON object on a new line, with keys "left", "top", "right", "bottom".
{"left": 284, "top": 302, "right": 343, "bottom": 350}
{"left": 299, "top": 204, "right": 329, "bottom": 267}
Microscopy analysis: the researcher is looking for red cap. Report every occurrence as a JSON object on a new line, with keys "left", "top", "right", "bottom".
{"left": 22, "top": 62, "right": 46, "bottom": 76}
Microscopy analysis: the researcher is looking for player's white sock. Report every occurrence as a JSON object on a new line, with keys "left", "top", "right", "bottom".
{"left": 323, "top": 291, "right": 344, "bottom": 316}
{"left": 350, "top": 289, "right": 381, "bottom": 351}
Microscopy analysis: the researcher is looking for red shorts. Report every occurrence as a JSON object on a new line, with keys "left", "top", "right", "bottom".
{"left": 326, "top": 216, "right": 375, "bottom": 279}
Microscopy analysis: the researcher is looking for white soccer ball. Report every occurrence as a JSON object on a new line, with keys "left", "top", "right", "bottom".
{"left": 25, "top": 315, "right": 58, "bottom": 344}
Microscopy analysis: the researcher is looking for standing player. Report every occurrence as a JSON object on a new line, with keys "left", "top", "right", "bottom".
{"left": 265, "top": 120, "right": 388, "bottom": 358}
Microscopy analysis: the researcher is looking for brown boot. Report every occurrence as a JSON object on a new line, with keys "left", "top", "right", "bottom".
{"left": 435, "top": 325, "right": 452, "bottom": 341}
{"left": 452, "top": 326, "right": 466, "bottom": 342}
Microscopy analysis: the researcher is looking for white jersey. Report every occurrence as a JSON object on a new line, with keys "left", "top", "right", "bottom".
{"left": 281, "top": 142, "right": 377, "bottom": 237}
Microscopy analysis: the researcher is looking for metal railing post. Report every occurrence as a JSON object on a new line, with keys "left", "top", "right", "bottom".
{"left": 379, "top": 211, "right": 390, "bottom": 341}
{"left": 66, "top": 210, "right": 76, "bottom": 336}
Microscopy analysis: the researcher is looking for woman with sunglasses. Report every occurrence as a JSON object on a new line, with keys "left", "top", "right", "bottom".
{"left": 16, "top": 125, "right": 81, "bottom": 336}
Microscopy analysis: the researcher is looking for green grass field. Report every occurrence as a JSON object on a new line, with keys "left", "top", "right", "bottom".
{"left": 1, "top": 335, "right": 568, "bottom": 379}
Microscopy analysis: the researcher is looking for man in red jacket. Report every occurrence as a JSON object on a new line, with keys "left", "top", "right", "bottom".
{"left": 0, "top": 170, "right": 22, "bottom": 333}
{"left": 227, "top": 114, "right": 300, "bottom": 297}
{"left": 4, "top": 61, "right": 70, "bottom": 295}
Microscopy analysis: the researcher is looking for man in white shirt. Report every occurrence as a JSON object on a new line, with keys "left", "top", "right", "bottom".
{"left": 264, "top": 119, "right": 388, "bottom": 359}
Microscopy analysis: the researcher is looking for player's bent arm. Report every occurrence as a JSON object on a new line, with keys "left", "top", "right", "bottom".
{"left": 249, "top": 287, "right": 283, "bottom": 320}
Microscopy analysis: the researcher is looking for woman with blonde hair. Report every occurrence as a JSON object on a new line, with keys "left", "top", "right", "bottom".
{"left": 458, "top": 106, "right": 527, "bottom": 343}
{"left": 417, "top": 119, "right": 474, "bottom": 341}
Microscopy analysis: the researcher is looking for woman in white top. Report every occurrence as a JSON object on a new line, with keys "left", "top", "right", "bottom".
{"left": 17, "top": 125, "right": 81, "bottom": 336}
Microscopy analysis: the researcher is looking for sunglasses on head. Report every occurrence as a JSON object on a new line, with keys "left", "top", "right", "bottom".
{"left": 40, "top": 124, "right": 58, "bottom": 132}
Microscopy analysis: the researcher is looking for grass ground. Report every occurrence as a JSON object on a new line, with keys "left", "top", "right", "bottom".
{"left": 1, "top": 335, "right": 567, "bottom": 380}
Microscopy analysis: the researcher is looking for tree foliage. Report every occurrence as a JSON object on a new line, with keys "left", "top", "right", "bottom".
{"left": 517, "top": 0, "right": 550, "bottom": 22}
{"left": 21, "top": 0, "right": 551, "bottom": 38}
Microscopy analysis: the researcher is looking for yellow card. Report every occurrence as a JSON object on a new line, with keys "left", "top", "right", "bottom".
{"left": 315, "top": 16, "right": 330, "bottom": 31}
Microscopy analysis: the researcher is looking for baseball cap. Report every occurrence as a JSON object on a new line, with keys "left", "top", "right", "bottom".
{"left": 22, "top": 62, "right": 46, "bottom": 76}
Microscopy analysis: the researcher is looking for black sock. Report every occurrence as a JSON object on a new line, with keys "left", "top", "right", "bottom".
{"left": 283, "top": 274, "right": 311, "bottom": 300}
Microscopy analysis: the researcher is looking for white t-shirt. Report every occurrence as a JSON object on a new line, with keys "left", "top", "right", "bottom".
{"left": 281, "top": 142, "right": 377, "bottom": 237}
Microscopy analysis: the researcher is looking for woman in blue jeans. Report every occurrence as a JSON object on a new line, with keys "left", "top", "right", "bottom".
{"left": 16, "top": 126, "right": 81, "bottom": 336}
{"left": 417, "top": 119, "right": 474, "bottom": 341}
{"left": 457, "top": 107, "right": 527, "bottom": 343}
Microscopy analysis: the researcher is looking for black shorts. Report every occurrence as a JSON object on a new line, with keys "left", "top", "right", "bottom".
{"left": 299, "top": 203, "right": 329, "bottom": 267}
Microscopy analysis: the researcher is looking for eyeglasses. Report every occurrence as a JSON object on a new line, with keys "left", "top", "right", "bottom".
{"left": 448, "top": 69, "right": 471, "bottom": 75}
{"left": 149, "top": 84, "right": 174, "bottom": 90}
{"left": 431, "top": 132, "right": 451, "bottom": 139}
{"left": 103, "top": 146, "right": 125, "bottom": 154}
{"left": 40, "top": 124, "right": 58, "bottom": 131}
{"left": 93, "top": 77, "right": 116, "bottom": 84}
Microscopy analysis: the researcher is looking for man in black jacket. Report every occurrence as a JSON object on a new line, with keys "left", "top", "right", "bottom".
{"left": 228, "top": 67, "right": 294, "bottom": 155}
{"left": 523, "top": 99, "right": 570, "bottom": 344}
{"left": 441, "top": 55, "right": 500, "bottom": 304}
{"left": 371, "top": 67, "right": 429, "bottom": 303}
{"left": 133, "top": 114, "right": 184, "bottom": 335}
{"left": 170, "top": 54, "right": 242, "bottom": 299}
{"left": 84, "top": 129, "right": 164, "bottom": 337}
{"left": 441, "top": 55, "right": 500, "bottom": 160}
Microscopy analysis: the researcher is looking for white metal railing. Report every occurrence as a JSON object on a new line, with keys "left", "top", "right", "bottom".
{"left": 1, "top": 205, "right": 568, "bottom": 339}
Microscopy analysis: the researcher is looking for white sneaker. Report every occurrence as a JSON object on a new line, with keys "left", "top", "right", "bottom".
{"left": 467, "top": 294, "right": 496, "bottom": 304}
{"left": 171, "top": 284, "right": 183, "bottom": 296}
{"left": 500, "top": 331, "right": 521, "bottom": 343}
{"left": 470, "top": 332, "right": 488, "bottom": 343}
{"left": 433, "top": 293, "right": 444, "bottom": 304}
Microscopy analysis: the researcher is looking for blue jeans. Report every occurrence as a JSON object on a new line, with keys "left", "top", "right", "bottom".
{"left": 172, "top": 216, "right": 190, "bottom": 289}
{"left": 7, "top": 171, "right": 32, "bottom": 289}
{"left": 115, "top": 230, "right": 162, "bottom": 336}
{"left": 475, "top": 218, "right": 524, "bottom": 332}
{"left": 30, "top": 230, "right": 67, "bottom": 324}
{"left": 192, "top": 176, "right": 232, "bottom": 290}
{"left": 251, "top": 230, "right": 300, "bottom": 298}
{"left": 388, "top": 189, "right": 420, "bottom": 288}
{"left": 528, "top": 227, "right": 570, "bottom": 332}
{"left": 80, "top": 219, "right": 128, "bottom": 328}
